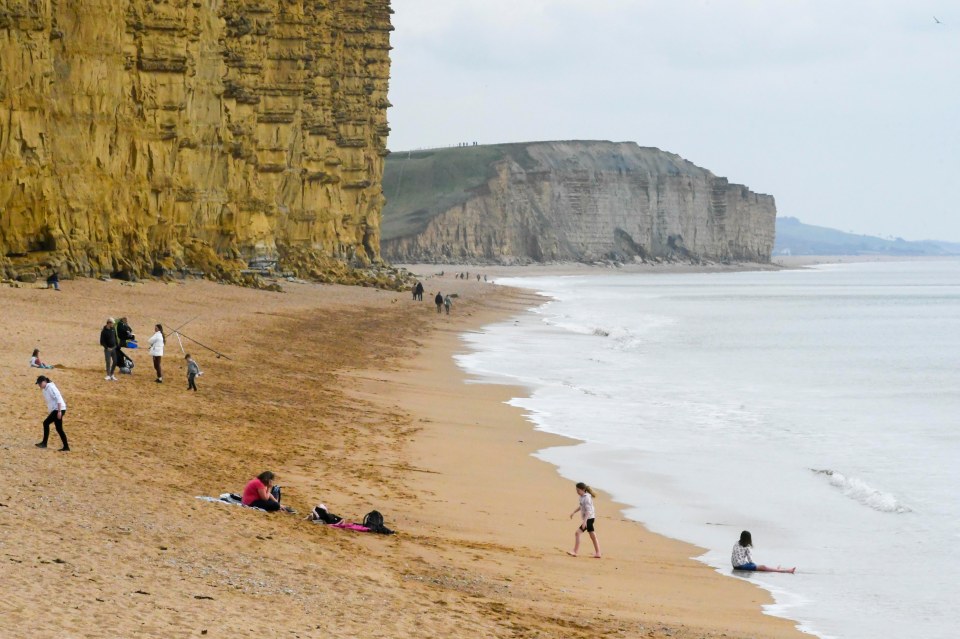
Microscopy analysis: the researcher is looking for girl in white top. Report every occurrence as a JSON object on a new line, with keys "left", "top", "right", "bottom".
{"left": 148, "top": 324, "right": 164, "bottom": 383}
{"left": 731, "top": 530, "right": 795, "bottom": 573}
{"left": 567, "top": 481, "right": 601, "bottom": 558}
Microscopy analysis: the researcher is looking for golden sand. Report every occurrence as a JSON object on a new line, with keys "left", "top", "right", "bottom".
{"left": 0, "top": 275, "right": 805, "bottom": 638}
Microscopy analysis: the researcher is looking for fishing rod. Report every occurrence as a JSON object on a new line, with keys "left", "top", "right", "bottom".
{"left": 172, "top": 329, "right": 233, "bottom": 361}
{"left": 163, "top": 315, "right": 200, "bottom": 338}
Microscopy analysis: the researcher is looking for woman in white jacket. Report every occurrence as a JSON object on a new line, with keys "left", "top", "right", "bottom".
{"left": 148, "top": 324, "right": 164, "bottom": 383}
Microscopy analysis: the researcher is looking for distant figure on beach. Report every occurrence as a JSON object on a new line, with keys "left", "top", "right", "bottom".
{"left": 443, "top": 294, "right": 452, "bottom": 315}
{"left": 46, "top": 272, "right": 60, "bottom": 291}
{"left": 35, "top": 375, "right": 69, "bottom": 452}
{"left": 148, "top": 324, "right": 164, "bottom": 383}
{"left": 99, "top": 317, "right": 119, "bottom": 381}
{"left": 185, "top": 353, "right": 201, "bottom": 391}
{"left": 30, "top": 348, "right": 54, "bottom": 369}
{"left": 731, "top": 531, "right": 795, "bottom": 573}
{"left": 242, "top": 471, "right": 294, "bottom": 512}
{"left": 414, "top": 281, "right": 424, "bottom": 301}
{"left": 568, "top": 481, "right": 601, "bottom": 558}
{"left": 435, "top": 292, "right": 443, "bottom": 313}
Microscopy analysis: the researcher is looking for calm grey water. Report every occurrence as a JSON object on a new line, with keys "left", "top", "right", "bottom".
{"left": 457, "top": 260, "right": 960, "bottom": 639}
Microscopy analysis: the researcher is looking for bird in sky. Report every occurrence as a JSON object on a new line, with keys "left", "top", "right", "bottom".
{"left": 933, "top": 16, "right": 942, "bottom": 24}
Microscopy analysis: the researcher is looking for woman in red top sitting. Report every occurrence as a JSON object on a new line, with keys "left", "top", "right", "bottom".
{"left": 241, "top": 471, "right": 293, "bottom": 512}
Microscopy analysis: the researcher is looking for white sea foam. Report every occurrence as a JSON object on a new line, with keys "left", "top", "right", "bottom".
{"left": 478, "top": 262, "right": 960, "bottom": 639}
{"left": 812, "top": 469, "right": 912, "bottom": 513}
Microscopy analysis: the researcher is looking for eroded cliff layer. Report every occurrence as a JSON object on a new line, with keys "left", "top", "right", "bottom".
{"left": 381, "top": 141, "right": 776, "bottom": 264}
{"left": 0, "top": 0, "right": 391, "bottom": 281}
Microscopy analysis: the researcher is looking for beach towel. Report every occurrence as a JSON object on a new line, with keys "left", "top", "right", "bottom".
{"left": 195, "top": 493, "right": 267, "bottom": 511}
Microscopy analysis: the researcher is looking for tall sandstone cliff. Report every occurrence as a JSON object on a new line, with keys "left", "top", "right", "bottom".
{"left": 0, "top": 0, "right": 391, "bottom": 281}
{"left": 381, "top": 141, "right": 776, "bottom": 264}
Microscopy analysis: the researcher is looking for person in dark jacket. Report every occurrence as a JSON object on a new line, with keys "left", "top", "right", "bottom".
{"left": 414, "top": 281, "right": 424, "bottom": 301}
{"left": 435, "top": 292, "right": 443, "bottom": 313}
{"left": 115, "top": 317, "right": 135, "bottom": 373}
{"left": 99, "top": 318, "right": 119, "bottom": 381}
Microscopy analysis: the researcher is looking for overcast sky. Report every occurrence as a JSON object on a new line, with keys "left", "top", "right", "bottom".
{"left": 386, "top": 1, "right": 959, "bottom": 241}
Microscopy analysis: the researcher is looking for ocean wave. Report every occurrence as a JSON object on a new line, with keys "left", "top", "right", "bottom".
{"left": 812, "top": 469, "right": 911, "bottom": 513}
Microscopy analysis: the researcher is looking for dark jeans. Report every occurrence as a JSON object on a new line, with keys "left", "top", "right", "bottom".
{"left": 249, "top": 486, "right": 282, "bottom": 511}
{"left": 187, "top": 373, "right": 198, "bottom": 391}
{"left": 41, "top": 410, "right": 68, "bottom": 449}
{"left": 153, "top": 356, "right": 163, "bottom": 379}
{"left": 247, "top": 498, "right": 281, "bottom": 512}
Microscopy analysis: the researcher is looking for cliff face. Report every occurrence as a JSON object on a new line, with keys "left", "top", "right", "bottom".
{"left": 0, "top": 0, "right": 392, "bottom": 281}
{"left": 381, "top": 141, "right": 776, "bottom": 264}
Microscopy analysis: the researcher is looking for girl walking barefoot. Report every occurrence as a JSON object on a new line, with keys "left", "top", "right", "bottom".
{"left": 568, "top": 481, "right": 601, "bottom": 558}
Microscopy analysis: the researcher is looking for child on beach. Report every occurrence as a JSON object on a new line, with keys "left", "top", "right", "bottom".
{"left": 185, "top": 353, "right": 201, "bottom": 391}
{"left": 30, "top": 349, "right": 54, "bottom": 369}
{"left": 568, "top": 481, "right": 601, "bottom": 558}
{"left": 731, "top": 530, "right": 795, "bottom": 573}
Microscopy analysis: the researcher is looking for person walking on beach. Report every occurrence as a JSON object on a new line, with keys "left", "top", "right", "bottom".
{"left": 148, "top": 324, "right": 164, "bottom": 383}
{"left": 35, "top": 375, "right": 69, "bottom": 451}
{"left": 414, "top": 281, "right": 424, "bottom": 301}
{"left": 568, "top": 481, "right": 601, "bottom": 558}
{"left": 99, "top": 318, "right": 119, "bottom": 381}
{"left": 731, "top": 530, "right": 795, "bottom": 573}
{"left": 435, "top": 292, "right": 443, "bottom": 313}
{"left": 443, "top": 294, "right": 452, "bottom": 315}
{"left": 185, "top": 353, "right": 201, "bottom": 391}
{"left": 242, "top": 471, "right": 294, "bottom": 513}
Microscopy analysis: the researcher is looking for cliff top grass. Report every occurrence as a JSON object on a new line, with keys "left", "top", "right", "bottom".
{"left": 381, "top": 140, "right": 719, "bottom": 241}
{"left": 381, "top": 143, "right": 534, "bottom": 240}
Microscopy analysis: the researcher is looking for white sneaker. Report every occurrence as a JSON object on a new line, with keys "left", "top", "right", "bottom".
{"left": 110, "top": 375, "right": 119, "bottom": 381}
{"left": 105, "top": 375, "right": 112, "bottom": 380}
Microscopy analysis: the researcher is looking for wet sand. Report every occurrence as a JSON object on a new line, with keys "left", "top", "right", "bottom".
{"left": 0, "top": 273, "right": 805, "bottom": 638}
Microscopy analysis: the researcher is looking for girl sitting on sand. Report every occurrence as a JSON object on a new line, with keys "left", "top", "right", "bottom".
{"left": 731, "top": 530, "right": 795, "bottom": 573}
{"left": 241, "top": 471, "right": 294, "bottom": 513}
{"left": 567, "top": 481, "right": 601, "bottom": 558}
{"left": 30, "top": 349, "right": 54, "bottom": 369}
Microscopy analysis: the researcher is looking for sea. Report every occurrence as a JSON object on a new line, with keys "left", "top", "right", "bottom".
{"left": 455, "top": 259, "right": 960, "bottom": 639}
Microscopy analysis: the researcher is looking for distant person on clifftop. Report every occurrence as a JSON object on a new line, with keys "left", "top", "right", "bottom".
{"left": 567, "top": 481, "right": 601, "bottom": 558}
{"left": 435, "top": 292, "right": 443, "bottom": 313}
{"left": 99, "top": 318, "right": 119, "bottom": 381}
{"left": 731, "top": 530, "right": 795, "bottom": 573}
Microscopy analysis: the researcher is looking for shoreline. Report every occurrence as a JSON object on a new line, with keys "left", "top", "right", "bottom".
{"left": 1, "top": 274, "right": 806, "bottom": 637}
{"left": 367, "top": 269, "right": 808, "bottom": 638}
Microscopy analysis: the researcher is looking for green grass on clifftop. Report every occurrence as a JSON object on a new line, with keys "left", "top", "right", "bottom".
{"left": 381, "top": 144, "right": 536, "bottom": 240}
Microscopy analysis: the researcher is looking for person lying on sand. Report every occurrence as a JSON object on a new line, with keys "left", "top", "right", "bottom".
{"left": 241, "top": 471, "right": 295, "bottom": 513}
{"left": 731, "top": 530, "right": 795, "bottom": 573}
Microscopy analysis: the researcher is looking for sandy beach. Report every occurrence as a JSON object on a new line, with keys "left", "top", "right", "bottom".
{"left": 0, "top": 270, "right": 806, "bottom": 638}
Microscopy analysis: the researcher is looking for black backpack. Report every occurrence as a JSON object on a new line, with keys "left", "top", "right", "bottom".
{"left": 362, "top": 510, "right": 394, "bottom": 535}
